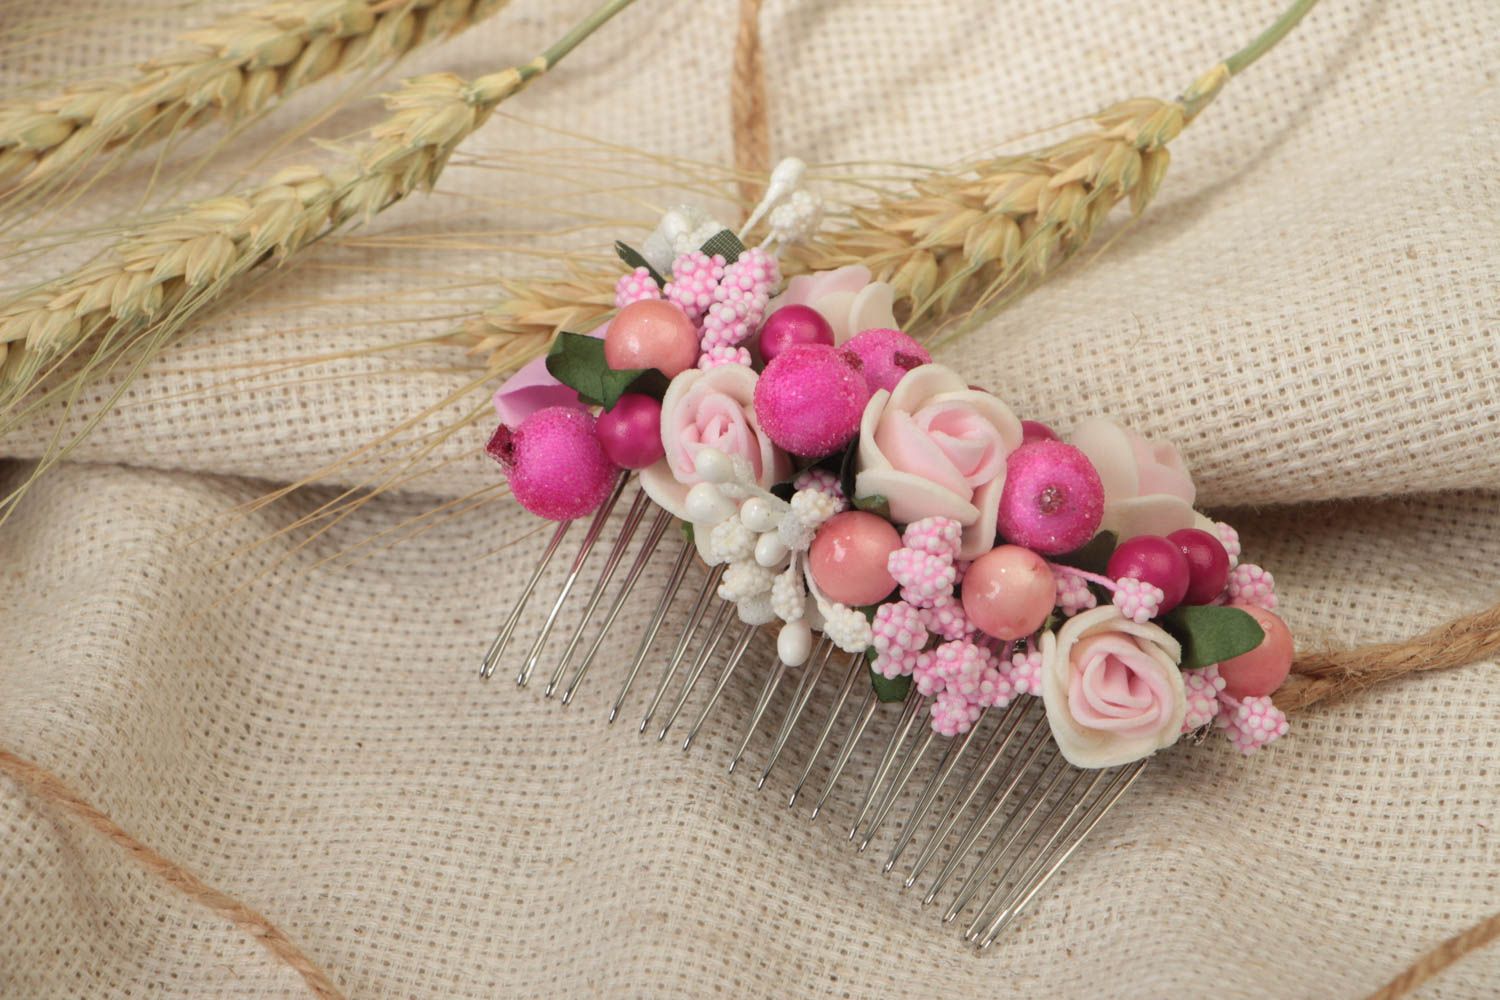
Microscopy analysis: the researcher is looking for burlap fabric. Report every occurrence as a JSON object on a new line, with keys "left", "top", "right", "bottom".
{"left": 2, "top": 1, "right": 1497, "bottom": 996}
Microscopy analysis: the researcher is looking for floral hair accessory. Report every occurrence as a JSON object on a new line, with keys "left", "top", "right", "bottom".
{"left": 485, "top": 168, "right": 1296, "bottom": 770}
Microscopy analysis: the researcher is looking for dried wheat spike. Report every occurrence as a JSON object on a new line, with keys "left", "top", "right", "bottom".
{"left": 0, "top": 63, "right": 536, "bottom": 401}
{"left": 0, "top": 0, "right": 512, "bottom": 204}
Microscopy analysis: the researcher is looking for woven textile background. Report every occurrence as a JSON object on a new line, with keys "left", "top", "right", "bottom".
{"left": 1, "top": 0, "right": 1497, "bottom": 996}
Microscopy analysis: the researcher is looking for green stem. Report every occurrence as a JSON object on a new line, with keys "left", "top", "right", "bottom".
{"left": 519, "top": 0, "right": 638, "bottom": 84}
{"left": 1224, "top": 0, "right": 1321, "bottom": 75}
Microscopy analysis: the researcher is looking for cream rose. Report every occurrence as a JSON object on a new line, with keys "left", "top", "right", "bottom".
{"left": 1040, "top": 605, "right": 1187, "bottom": 768}
{"left": 853, "top": 364, "right": 1021, "bottom": 559}
{"left": 765, "top": 265, "right": 897, "bottom": 344}
{"left": 639, "top": 364, "right": 790, "bottom": 520}
{"left": 1068, "top": 417, "right": 1197, "bottom": 540}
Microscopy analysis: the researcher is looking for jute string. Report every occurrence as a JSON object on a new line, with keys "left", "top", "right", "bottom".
{"left": 0, "top": 748, "right": 347, "bottom": 1000}
{"left": 731, "top": 0, "right": 771, "bottom": 209}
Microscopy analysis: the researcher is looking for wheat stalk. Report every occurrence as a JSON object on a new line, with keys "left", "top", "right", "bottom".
{"left": 0, "top": 0, "right": 637, "bottom": 493}
{"left": 0, "top": 0, "right": 513, "bottom": 210}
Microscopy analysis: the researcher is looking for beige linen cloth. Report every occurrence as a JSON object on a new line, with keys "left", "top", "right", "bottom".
{"left": 2, "top": 0, "right": 1498, "bottom": 996}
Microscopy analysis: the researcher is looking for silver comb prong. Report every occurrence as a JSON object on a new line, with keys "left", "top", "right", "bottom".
{"left": 544, "top": 490, "right": 650, "bottom": 697}
{"left": 638, "top": 565, "right": 724, "bottom": 732}
{"left": 479, "top": 519, "right": 571, "bottom": 679}
{"left": 849, "top": 691, "right": 923, "bottom": 840}
{"left": 757, "top": 638, "right": 833, "bottom": 789}
{"left": 656, "top": 601, "right": 734, "bottom": 741}
{"left": 517, "top": 473, "right": 630, "bottom": 687}
{"left": 967, "top": 767, "right": 1106, "bottom": 942}
{"left": 810, "top": 686, "right": 878, "bottom": 820}
{"left": 727, "top": 656, "right": 785, "bottom": 772}
{"left": 608, "top": 539, "right": 694, "bottom": 721}
{"left": 905, "top": 700, "right": 1034, "bottom": 889}
{"left": 922, "top": 712, "right": 1054, "bottom": 904}
{"left": 943, "top": 754, "right": 1070, "bottom": 921}
{"left": 788, "top": 653, "right": 862, "bottom": 807}
{"left": 683, "top": 623, "right": 760, "bottom": 751}
{"left": 562, "top": 509, "right": 673, "bottom": 705}
{"left": 859, "top": 715, "right": 947, "bottom": 852}
{"left": 886, "top": 701, "right": 1015, "bottom": 874}
{"left": 976, "top": 761, "right": 1146, "bottom": 947}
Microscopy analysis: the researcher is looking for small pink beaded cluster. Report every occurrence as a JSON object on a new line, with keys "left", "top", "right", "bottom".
{"left": 486, "top": 220, "right": 1296, "bottom": 769}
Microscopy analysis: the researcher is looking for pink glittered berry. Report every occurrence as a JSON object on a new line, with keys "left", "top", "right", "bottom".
{"left": 489, "top": 406, "right": 618, "bottom": 521}
{"left": 1226, "top": 563, "right": 1277, "bottom": 610}
{"left": 996, "top": 440, "right": 1105, "bottom": 554}
{"left": 841, "top": 328, "right": 932, "bottom": 392}
{"left": 663, "top": 251, "right": 724, "bottom": 324}
{"left": 888, "top": 547, "right": 956, "bottom": 608}
{"left": 931, "top": 690, "right": 982, "bottom": 737}
{"left": 1020, "top": 420, "right": 1058, "bottom": 444}
{"left": 1112, "top": 576, "right": 1165, "bottom": 624}
{"left": 1107, "top": 535, "right": 1191, "bottom": 612}
{"left": 902, "top": 516, "right": 963, "bottom": 559}
{"left": 1054, "top": 570, "right": 1097, "bottom": 616}
{"left": 614, "top": 267, "right": 662, "bottom": 308}
{"left": 753, "top": 343, "right": 871, "bottom": 457}
{"left": 1216, "top": 694, "right": 1289, "bottom": 754}
{"left": 1181, "top": 664, "right": 1226, "bottom": 732}
{"left": 1003, "top": 648, "right": 1044, "bottom": 696}
{"left": 594, "top": 392, "right": 664, "bottom": 470}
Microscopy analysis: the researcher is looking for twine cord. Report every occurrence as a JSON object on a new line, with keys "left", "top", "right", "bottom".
{"left": 0, "top": 749, "right": 346, "bottom": 1000}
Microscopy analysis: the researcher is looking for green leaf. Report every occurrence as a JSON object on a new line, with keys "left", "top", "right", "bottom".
{"left": 1053, "top": 531, "right": 1117, "bottom": 575}
{"left": 699, "top": 228, "right": 746, "bottom": 264}
{"left": 545, "top": 331, "right": 644, "bottom": 410}
{"left": 869, "top": 665, "right": 911, "bottom": 703}
{"left": 853, "top": 493, "right": 891, "bottom": 519}
{"left": 614, "top": 241, "right": 665, "bottom": 287}
{"left": 680, "top": 521, "right": 695, "bottom": 544}
{"left": 1161, "top": 605, "right": 1266, "bottom": 670}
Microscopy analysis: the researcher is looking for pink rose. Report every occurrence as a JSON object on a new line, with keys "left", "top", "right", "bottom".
{"left": 1068, "top": 417, "right": 1197, "bottom": 540}
{"left": 765, "top": 265, "right": 897, "bottom": 344}
{"left": 854, "top": 364, "right": 1021, "bottom": 559}
{"left": 1040, "top": 605, "right": 1187, "bottom": 768}
{"left": 639, "top": 364, "right": 790, "bottom": 519}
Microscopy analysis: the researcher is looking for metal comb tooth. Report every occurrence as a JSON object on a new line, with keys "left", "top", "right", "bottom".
{"left": 607, "top": 539, "right": 694, "bottom": 721}
{"left": 485, "top": 492, "right": 1149, "bottom": 948}
{"left": 810, "top": 686, "right": 879, "bottom": 820}
{"left": 655, "top": 600, "right": 734, "bottom": 740}
{"left": 682, "top": 623, "right": 759, "bottom": 750}
{"left": 787, "top": 653, "right": 862, "bottom": 807}
{"left": 885, "top": 700, "right": 1023, "bottom": 874}
{"left": 757, "top": 638, "right": 835, "bottom": 788}
{"left": 517, "top": 473, "right": 630, "bottom": 687}
{"left": 561, "top": 509, "right": 673, "bottom": 705}
{"left": 543, "top": 490, "right": 650, "bottom": 697}
{"left": 848, "top": 690, "right": 923, "bottom": 839}
{"left": 637, "top": 566, "right": 724, "bottom": 733}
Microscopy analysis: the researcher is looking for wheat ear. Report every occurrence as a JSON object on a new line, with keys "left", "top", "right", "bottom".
{"left": 0, "top": 0, "right": 513, "bottom": 209}
{"left": 0, "top": 0, "right": 638, "bottom": 424}
{"left": 452, "top": 0, "right": 1318, "bottom": 362}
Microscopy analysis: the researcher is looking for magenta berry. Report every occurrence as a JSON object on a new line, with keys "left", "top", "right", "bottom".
{"left": 1168, "top": 527, "right": 1231, "bottom": 605}
{"left": 842, "top": 328, "right": 931, "bottom": 392}
{"left": 995, "top": 440, "right": 1104, "bottom": 554}
{"left": 1106, "top": 535, "right": 1191, "bottom": 612}
{"left": 594, "top": 393, "right": 665, "bottom": 470}
{"left": 753, "top": 343, "right": 871, "bottom": 457}
{"left": 757, "top": 304, "right": 834, "bottom": 362}
{"left": 489, "top": 406, "right": 618, "bottom": 521}
{"left": 1020, "top": 420, "right": 1058, "bottom": 445}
